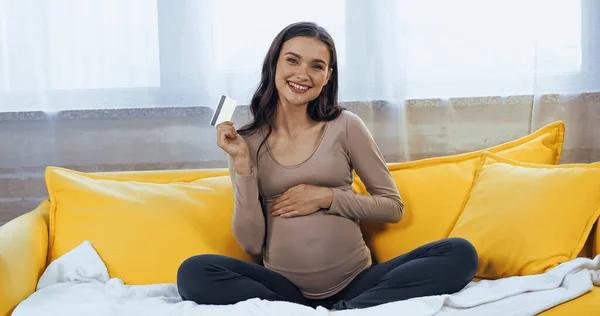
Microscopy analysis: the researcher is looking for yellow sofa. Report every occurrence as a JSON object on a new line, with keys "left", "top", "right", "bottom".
{"left": 2, "top": 121, "right": 600, "bottom": 315}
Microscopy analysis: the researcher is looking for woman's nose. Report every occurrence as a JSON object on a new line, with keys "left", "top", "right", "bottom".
{"left": 294, "top": 64, "right": 309, "bottom": 81}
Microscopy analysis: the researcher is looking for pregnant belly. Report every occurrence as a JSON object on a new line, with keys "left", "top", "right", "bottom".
{"left": 263, "top": 210, "right": 371, "bottom": 296}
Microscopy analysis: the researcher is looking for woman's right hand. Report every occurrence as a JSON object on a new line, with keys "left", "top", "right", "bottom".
{"left": 216, "top": 121, "right": 250, "bottom": 160}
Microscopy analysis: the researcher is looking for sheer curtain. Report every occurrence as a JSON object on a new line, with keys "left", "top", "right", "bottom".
{"left": 1, "top": 0, "right": 599, "bottom": 162}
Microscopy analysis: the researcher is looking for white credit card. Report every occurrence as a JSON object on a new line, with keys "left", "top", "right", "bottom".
{"left": 210, "top": 95, "right": 237, "bottom": 126}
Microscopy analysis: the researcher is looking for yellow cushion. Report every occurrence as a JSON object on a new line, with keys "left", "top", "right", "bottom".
{"left": 449, "top": 152, "right": 600, "bottom": 279}
{"left": 94, "top": 168, "right": 229, "bottom": 182}
{"left": 46, "top": 167, "right": 252, "bottom": 285}
{"left": 357, "top": 121, "right": 565, "bottom": 263}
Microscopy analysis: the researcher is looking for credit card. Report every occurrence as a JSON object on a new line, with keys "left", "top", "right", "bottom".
{"left": 210, "top": 95, "right": 237, "bottom": 126}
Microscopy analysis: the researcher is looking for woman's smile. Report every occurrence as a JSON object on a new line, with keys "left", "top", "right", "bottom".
{"left": 288, "top": 81, "right": 311, "bottom": 94}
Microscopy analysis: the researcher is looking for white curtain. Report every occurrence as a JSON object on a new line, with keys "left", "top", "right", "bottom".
{"left": 1, "top": 0, "right": 599, "bottom": 161}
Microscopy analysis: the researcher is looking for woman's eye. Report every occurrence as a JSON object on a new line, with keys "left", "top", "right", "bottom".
{"left": 287, "top": 58, "right": 297, "bottom": 64}
{"left": 312, "top": 64, "right": 324, "bottom": 70}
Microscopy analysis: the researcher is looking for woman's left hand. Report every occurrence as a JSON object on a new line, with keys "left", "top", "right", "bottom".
{"left": 270, "top": 184, "right": 333, "bottom": 218}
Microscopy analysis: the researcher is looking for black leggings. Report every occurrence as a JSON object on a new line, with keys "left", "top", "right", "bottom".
{"left": 177, "top": 237, "right": 478, "bottom": 310}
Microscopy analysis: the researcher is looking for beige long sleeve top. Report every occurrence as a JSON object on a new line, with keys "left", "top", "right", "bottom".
{"left": 228, "top": 110, "right": 404, "bottom": 299}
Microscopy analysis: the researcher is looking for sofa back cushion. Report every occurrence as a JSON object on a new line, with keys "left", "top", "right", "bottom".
{"left": 45, "top": 121, "right": 567, "bottom": 283}
{"left": 357, "top": 121, "right": 565, "bottom": 263}
{"left": 449, "top": 152, "right": 600, "bottom": 279}
{"left": 46, "top": 167, "right": 252, "bottom": 285}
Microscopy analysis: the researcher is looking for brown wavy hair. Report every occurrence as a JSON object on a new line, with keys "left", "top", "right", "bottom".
{"left": 237, "top": 21, "right": 344, "bottom": 162}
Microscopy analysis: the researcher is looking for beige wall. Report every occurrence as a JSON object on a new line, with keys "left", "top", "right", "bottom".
{"left": 1, "top": 94, "right": 599, "bottom": 225}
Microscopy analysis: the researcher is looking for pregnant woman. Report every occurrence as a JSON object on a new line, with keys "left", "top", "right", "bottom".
{"left": 177, "top": 21, "right": 478, "bottom": 311}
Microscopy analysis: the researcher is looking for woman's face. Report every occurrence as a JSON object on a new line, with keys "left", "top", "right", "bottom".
{"left": 274, "top": 36, "right": 332, "bottom": 108}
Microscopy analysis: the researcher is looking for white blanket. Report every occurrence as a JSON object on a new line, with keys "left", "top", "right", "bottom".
{"left": 11, "top": 241, "right": 600, "bottom": 316}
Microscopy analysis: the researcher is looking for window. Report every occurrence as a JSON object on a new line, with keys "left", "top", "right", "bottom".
{"left": 48, "top": 0, "right": 160, "bottom": 90}
{"left": 0, "top": 0, "right": 594, "bottom": 112}
{"left": 213, "top": 0, "right": 346, "bottom": 72}
{"left": 398, "top": 0, "right": 583, "bottom": 98}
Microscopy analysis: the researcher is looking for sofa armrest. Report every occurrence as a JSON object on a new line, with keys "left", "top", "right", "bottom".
{"left": 0, "top": 200, "right": 50, "bottom": 316}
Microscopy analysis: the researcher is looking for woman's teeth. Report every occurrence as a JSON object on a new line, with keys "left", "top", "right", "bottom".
{"left": 289, "top": 82, "right": 309, "bottom": 90}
